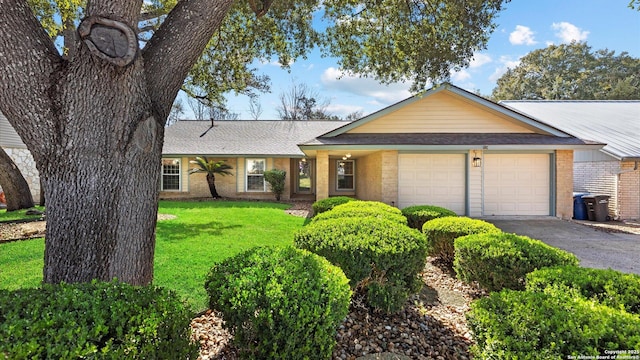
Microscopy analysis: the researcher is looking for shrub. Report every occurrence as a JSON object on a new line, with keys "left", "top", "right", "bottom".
{"left": 467, "top": 288, "right": 640, "bottom": 359}
{"left": 454, "top": 232, "right": 579, "bottom": 291}
{"left": 422, "top": 217, "right": 500, "bottom": 264}
{"left": 263, "top": 169, "right": 287, "bottom": 201}
{"left": 526, "top": 266, "right": 640, "bottom": 314}
{"left": 0, "top": 280, "right": 198, "bottom": 359}
{"left": 401, "top": 205, "right": 457, "bottom": 230}
{"left": 311, "top": 196, "right": 355, "bottom": 215}
{"left": 205, "top": 246, "right": 351, "bottom": 360}
{"left": 294, "top": 217, "right": 428, "bottom": 313}
{"left": 311, "top": 200, "right": 407, "bottom": 225}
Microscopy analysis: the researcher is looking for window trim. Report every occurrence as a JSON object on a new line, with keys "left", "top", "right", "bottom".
{"left": 161, "top": 158, "right": 181, "bottom": 191}
{"left": 336, "top": 159, "right": 355, "bottom": 191}
{"left": 246, "top": 158, "right": 266, "bottom": 192}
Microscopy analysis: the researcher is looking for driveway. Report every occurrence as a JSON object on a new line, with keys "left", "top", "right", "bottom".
{"left": 482, "top": 218, "right": 640, "bottom": 275}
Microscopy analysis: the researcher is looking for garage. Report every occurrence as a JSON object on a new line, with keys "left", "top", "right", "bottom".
{"left": 398, "top": 154, "right": 466, "bottom": 214}
{"left": 483, "top": 153, "right": 551, "bottom": 216}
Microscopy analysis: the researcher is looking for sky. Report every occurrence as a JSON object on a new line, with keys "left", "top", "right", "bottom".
{"left": 182, "top": 0, "right": 640, "bottom": 120}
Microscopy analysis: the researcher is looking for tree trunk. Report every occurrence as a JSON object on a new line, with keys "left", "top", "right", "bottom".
{"left": 206, "top": 173, "right": 220, "bottom": 198}
{"left": 0, "top": 0, "right": 234, "bottom": 285}
{"left": 0, "top": 147, "right": 35, "bottom": 211}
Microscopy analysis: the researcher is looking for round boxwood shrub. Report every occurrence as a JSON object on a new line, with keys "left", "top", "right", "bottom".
{"left": 526, "top": 265, "right": 640, "bottom": 314}
{"left": 311, "top": 200, "right": 407, "bottom": 225}
{"left": 294, "top": 217, "right": 428, "bottom": 313}
{"left": 467, "top": 288, "right": 640, "bottom": 359}
{"left": 401, "top": 205, "right": 457, "bottom": 230}
{"left": 0, "top": 280, "right": 198, "bottom": 359}
{"left": 422, "top": 217, "right": 500, "bottom": 264}
{"left": 311, "top": 196, "right": 355, "bottom": 215}
{"left": 205, "top": 246, "right": 351, "bottom": 360}
{"left": 454, "top": 232, "right": 579, "bottom": 291}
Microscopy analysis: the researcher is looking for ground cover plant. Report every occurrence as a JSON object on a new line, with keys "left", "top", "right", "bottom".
{"left": 206, "top": 246, "right": 351, "bottom": 359}
{"left": 0, "top": 201, "right": 306, "bottom": 311}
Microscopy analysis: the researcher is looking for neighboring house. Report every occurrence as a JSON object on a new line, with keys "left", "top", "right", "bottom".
{"left": 0, "top": 111, "right": 41, "bottom": 202}
{"left": 501, "top": 101, "right": 640, "bottom": 220}
{"left": 163, "top": 84, "right": 602, "bottom": 219}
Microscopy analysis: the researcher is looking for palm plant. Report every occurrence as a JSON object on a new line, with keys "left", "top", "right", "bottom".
{"left": 188, "top": 157, "right": 233, "bottom": 199}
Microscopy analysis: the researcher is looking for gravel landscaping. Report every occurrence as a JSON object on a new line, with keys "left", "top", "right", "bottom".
{"left": 190, "top": 256, "right": 487, "bottom": 360}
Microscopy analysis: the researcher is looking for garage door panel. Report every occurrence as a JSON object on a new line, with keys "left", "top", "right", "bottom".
{"left": 398, "top": 154, "right": 466, "bottom": 214}
{"left": 483, "top": 154, "right": 550, "bottom": 216}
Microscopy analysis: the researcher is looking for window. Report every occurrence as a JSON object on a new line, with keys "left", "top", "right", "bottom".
{"left": 337, "top": 160, "right": 354, "bottom": 190}
{"left": 161, "top": 158, "right": 181, "bottom": 191}
{"left": 246, "top": 158, "right": 266, "bottom": 191}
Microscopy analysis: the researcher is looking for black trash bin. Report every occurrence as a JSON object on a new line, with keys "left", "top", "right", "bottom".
{"left": 572, "top": 192, "right": 589, "bottom": 220}
{"left": 582, "top": 195, "right": 610, "bottom": 222}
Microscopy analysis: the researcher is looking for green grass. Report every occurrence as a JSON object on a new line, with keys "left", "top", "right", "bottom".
{"left": 0, "top": 206, "right": 46, "bottom": 222}
{"left": 0, "top": 201, "right": 306, "bottom": 312}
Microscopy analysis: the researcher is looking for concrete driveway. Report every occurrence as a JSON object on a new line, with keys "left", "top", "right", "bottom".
{"left": 482, "top": 218, "right": 640, "bottom": 275}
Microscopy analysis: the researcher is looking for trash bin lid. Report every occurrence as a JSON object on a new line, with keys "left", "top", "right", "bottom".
{"left": 573, "top": 192, "right": 590, "bottom": 198}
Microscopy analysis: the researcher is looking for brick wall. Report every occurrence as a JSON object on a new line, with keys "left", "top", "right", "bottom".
{"left": 574, "top": 160, "right": 619, "bottom": 219}
{"left": 355, "top": 152, "right": 382, "bottom": 201}
{"left": 555, "top": 150, "right": 573, "bottom": 219}
{"left": 618, "top": 162, "right": 639, "bottom": 220}
{"left": 380, "top": 150, "right": 399, "bottom": 205}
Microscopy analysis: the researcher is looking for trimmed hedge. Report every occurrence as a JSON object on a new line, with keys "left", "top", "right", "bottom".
{"left": 401, "top": 205, "right": 457, "bottom": 230}
{"left": 311, "top": 196, "right": 355, "bottom": 215}
{"left": 205, "top": 246, "right": 351, "bottom": 359}
{"left": 467, "top": 288, "right": 640, "bottom": 359}
{"left": 294, "top": 217, "right": 428, "bottom": 313}
{"left": 311, "top": 201, "right": 407, "bottom": 225}
{"left": 526, "top": 266, "right": 640, "bottom": 314}
{"left": 454, "top": 232, "right": 579, "bottom": 291}
{"left": 422, "top": 217, "right": 500, "bottom": 264}
{"left": 0, "top": 280, "right": 198, "bottom": 359}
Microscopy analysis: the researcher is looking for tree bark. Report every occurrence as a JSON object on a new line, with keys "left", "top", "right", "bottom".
{"left": 206, "top": 173, "right": 220, "bottom": 198}
{"left": 0, "top": 147, "right": 35, "bottom": 211}
{"left": 0, "top": 0, "right": 234, "bottom": 285}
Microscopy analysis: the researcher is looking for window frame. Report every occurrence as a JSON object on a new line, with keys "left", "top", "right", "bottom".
{"left": 336, "top": 159, "right": 355, "bottom": 191}
{"left": 246, "top": 158, "right": 266, "bottom": 192}
{"left": 161, "top": 158, "right": 181, "bottom": 191}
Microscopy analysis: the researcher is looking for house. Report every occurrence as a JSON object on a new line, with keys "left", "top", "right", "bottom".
{"left": 0, "top": 111, "right": 41, "bottom": 202}
{"left": 163, "top": 84, "right": 603, "bottom": 219}
{"left": 501, "top": 101, "right": 640, "bottom": 220}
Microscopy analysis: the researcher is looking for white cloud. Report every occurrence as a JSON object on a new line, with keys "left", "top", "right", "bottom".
{"left": 320, "top": 67, "right": 412, "bottom": 105}
{"left": 325, "top": 103, "right": 364, "bottom": 117}
{"left": 489, "top": 56, "right": 521, "bottom": 82}
{"left": 552, "top": 22, "right": 589, "bottom": 43}
{"left": 469, "top": 53, "right": 492, "bottom": 68}
{"left": 509, "top": 25, "right": 537, "bottom": 45}
{"left": 451, "top": 69, "right": 471, "bottom": 82}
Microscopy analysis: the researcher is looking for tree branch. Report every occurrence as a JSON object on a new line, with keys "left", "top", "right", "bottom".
{"left": 0, "top": 0, "right": 63, "bottom": 154}
{"left": 142, "top": 0, "right": 235, "bottom": 123}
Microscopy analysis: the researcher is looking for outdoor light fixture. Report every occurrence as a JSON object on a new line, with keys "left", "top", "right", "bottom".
{"left": 472, "top": 151, "right": 482, "bottom": 168}
{"left": 342, "top": 156, "right": 347, "bottom": 160}
{"left": 346, "top": 153, "right": 351, "bottom": 158}
{"left": 301, "top": 157, "right": 307, "bottom": 163}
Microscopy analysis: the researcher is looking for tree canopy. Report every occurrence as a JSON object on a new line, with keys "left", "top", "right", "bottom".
{"left": 491, "top": 41, "right": 640, "bottom": 101}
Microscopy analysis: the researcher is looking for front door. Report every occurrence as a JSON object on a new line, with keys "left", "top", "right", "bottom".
{"left": 296, "top": 159, "right": 314, "bottom": 194}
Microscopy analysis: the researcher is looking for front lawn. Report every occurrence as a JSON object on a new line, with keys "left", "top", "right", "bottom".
{"left": 0, "top": 200, "right": 307, "bottom": 311}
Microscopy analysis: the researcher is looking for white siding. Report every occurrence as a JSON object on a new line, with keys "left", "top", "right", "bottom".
{"left": 0, "top": 112, "right": 26, "bottom": 148}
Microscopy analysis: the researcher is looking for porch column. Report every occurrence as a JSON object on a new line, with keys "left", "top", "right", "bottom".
{"left": 316, "top": 150, "right": 329, "bottom": 200}
{"left": 380, "top": 150, "right": 399, "bottom": 205}
{"left": 555, "top": 150, "right": 574, "bottom": 220}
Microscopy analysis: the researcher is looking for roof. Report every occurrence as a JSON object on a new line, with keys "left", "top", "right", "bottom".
{"left": 300, "top": 133, "right": 601, "bottom": 151}
{"left": 501, "top": 101, "right": 640, "bottom": 160}
{"left": 321, "top": 83, "right": 571, "bottom": 138}
{"left": 162, "top": 120, "right": 348, "bottom": 157}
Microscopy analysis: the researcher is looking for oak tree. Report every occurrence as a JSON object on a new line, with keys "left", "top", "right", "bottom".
{"left": 0, "top": 0, "right": 508, "bottom": 285}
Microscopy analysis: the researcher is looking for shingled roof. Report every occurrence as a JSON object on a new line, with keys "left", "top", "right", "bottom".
{"left": 162, "top": 120, "right": 347, "bottom": 157}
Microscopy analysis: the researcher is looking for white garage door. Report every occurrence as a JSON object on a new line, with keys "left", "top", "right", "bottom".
{"left": 483, "top": 154, "right": 550, "bottom": 216}
{"left": 398, "top": 154, "right": 466, "bottom": 214}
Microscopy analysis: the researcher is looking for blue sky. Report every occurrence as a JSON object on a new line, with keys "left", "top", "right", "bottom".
{"left": 185, "top": 0, "right": 640, "bottom": 120}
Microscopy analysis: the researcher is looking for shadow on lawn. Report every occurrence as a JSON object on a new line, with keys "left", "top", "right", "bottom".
{"left": 156, "top": 220, "right": 242, "bottom": 242}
